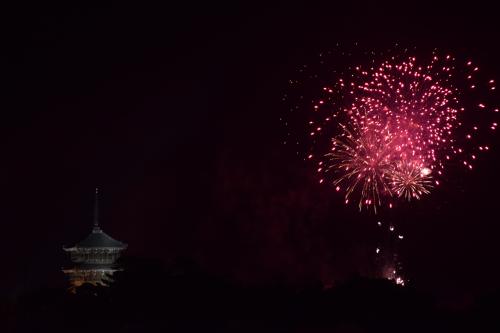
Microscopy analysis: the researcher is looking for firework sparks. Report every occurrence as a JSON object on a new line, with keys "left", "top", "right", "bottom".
{"left": 285, "top": 47, "right": 498, "bottom": 212}
{"left": 325, "top": 125, "right": 394, "bottom": 212}
{"left": 390, "top": 162, "right": 433, "bottom": 201}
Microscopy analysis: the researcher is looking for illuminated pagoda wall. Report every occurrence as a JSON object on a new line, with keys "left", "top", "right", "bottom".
{"left": 63, "top": 189, "right": 127, "bottom": 291}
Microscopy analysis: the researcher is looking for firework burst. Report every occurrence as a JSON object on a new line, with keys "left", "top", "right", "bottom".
{"left": 390, "top": 162, "right": 433, "bottom": 201}
{"left": 285, "top": 46, "right": 498, "bottom": 212}
{"left": 325, "top": 125, "right": 394, "bottom": 212}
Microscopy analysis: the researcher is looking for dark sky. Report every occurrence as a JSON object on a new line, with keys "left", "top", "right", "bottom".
{"left": 2, "top": 2, "right": 500, "bottom": 306}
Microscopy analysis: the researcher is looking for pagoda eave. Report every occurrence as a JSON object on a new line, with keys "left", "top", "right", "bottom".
{"left": 63, "top": 245, "right": 127, "bottom": 251}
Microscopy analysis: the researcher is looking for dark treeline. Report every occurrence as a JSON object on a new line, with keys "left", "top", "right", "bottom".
{"left": 4, "top": 257, "right": 500, "bottom": 332}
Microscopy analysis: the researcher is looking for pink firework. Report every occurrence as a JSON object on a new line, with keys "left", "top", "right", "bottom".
{"left": 285, "top": 48, "right": 498, "bottom": 212}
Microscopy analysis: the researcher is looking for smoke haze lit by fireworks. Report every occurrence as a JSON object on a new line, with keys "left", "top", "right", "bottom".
{"left": 283, "top": 45, "right": 499, "bottom": 213}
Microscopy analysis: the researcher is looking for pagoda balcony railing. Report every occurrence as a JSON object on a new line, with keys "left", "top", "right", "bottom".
{"left": 70, "top": 252, "right": 122, "bottom": 264}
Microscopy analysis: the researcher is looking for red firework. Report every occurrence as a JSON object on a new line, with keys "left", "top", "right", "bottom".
{"left": 285, "top": 48, "right": 498, "bottom": 212}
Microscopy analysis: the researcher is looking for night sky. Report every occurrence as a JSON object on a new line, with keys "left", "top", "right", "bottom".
{"left": 2, "top": 2, "right": 500, "bottom": 307}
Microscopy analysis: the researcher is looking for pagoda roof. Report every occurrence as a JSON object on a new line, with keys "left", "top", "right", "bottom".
{"left": 64, "top": 188, "right": 127, "bottom": 250}
{"left": 71, "top": 227, "right": 127, "bottom": 249}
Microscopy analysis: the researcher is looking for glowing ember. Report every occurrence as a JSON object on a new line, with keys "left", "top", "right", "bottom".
{"left": 420, "top": 167, "right": 432, "bottom": 176}
{"left": 395, "top": 277, "right": 405, "bottom": 286}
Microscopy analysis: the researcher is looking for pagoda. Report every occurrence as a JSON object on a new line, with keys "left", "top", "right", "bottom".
{"left": 63, "top": 188, "right": 127, "bottom": 290}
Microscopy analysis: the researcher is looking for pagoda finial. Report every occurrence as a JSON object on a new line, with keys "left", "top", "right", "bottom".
{"left": 93, "top": 187, "right": 100, "bottom": 230}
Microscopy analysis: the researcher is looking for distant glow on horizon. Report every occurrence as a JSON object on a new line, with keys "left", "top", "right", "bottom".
{"left": 382, "top": 264, "right": 406, "bottom": 287}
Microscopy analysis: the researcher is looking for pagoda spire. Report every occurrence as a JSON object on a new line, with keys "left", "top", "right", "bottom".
{"left": 93, "top": 187, "right": 100, "bottom": 231}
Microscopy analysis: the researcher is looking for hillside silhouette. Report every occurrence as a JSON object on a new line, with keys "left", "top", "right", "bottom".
{"left": 4, "top": 256, "right": 500, "bottom": 332}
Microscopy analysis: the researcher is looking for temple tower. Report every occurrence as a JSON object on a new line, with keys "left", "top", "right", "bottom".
{"left": 63, "top": 188, "right": 127, "bottom": 290}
